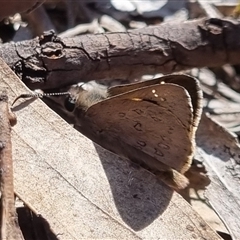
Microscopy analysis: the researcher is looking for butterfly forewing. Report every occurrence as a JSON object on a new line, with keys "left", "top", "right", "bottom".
{"left": 108, "top": 74, "right": 202, "bottom": 130}
{"left": 159, "top": 75, "right": 203, "bottom": 129}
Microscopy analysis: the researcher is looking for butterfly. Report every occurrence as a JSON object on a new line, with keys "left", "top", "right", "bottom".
{"left": 62, "top": 74, "right": 203, "bottom": 190}
{"left": 13, "top": 74, "right": 203, "bottom": 190}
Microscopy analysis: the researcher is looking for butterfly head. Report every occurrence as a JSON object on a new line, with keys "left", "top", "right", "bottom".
{"left": 64, "top": 82, "right": 108, "bottom": 114}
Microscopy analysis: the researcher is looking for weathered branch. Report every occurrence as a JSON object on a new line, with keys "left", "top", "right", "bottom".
{"left": 0, "top": 17, "right": 240, "bottom": 90}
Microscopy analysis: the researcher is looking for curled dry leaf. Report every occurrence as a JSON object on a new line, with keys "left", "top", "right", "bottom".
{"left": 196, "top": 113, "right": 240, "bottom": 240}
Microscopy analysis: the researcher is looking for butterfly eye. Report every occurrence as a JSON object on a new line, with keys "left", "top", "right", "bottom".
{"left": 64, "top": 96, "right": 76, "bottom": 112}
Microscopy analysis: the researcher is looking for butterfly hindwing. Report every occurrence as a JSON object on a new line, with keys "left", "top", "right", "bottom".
{"left": 78, "top": 83, "right": 194, "bottom": 173}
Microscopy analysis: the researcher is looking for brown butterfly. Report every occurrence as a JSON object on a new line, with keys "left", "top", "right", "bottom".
{"left": 13, "top": 74, "right": 203, "bottom": 190}
{"left": 61, "top": 74, "right": 202, "bottom": 190}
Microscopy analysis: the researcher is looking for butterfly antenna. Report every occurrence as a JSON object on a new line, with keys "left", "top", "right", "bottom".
{"left": 12, "top": 91, "right": 70, "bottom": 106}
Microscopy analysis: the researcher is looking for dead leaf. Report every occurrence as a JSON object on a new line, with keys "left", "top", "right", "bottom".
{"left": 0, "top": 58, "right": 222, "bottom": 239}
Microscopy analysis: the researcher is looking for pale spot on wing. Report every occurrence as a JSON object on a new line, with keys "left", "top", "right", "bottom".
{"left": 132, "top": 98, "right": 142, "bottom": 101}
{"left": 158, "top": 143, "right": 170, "bottom": 150}
{"left": 133, "top": 122, "right": 142, "bottom": 131}
{"left": 133, "top": 109, "right": 144, "bottom": 115}
{"left": 118, "top": 112, "right": 126, "bottom": 117}
{"left": 137, "top": 140, "right": 146, "bottom": 147}
{"left": 152, "top": 89, "right": 158, "bottom": 97}
{"left": 154, "top": 148, "right": 164, "bottom": 157}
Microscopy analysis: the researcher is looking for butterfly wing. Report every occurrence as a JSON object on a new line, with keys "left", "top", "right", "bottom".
{"left": 76, "top": 83, "right": 195, "bottom": 173}
{"left": 158, "top": 74, "right": 202, "bottom": 129}
{"left": 108, "top": 74, "right": 202, "bottom": 129}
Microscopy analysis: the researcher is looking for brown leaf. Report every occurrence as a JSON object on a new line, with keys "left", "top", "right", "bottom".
{"left": 0, "top": 58, "right": 222, "bottom": 239}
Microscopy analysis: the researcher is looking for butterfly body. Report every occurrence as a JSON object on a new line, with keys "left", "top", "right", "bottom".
{"left": 67, "top": 75, "right": 203, "bottom": 190}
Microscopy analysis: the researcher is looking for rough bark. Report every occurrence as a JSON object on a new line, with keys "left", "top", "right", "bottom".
{"left": 0, "top": 17, "right": 240, "bottom": 90}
